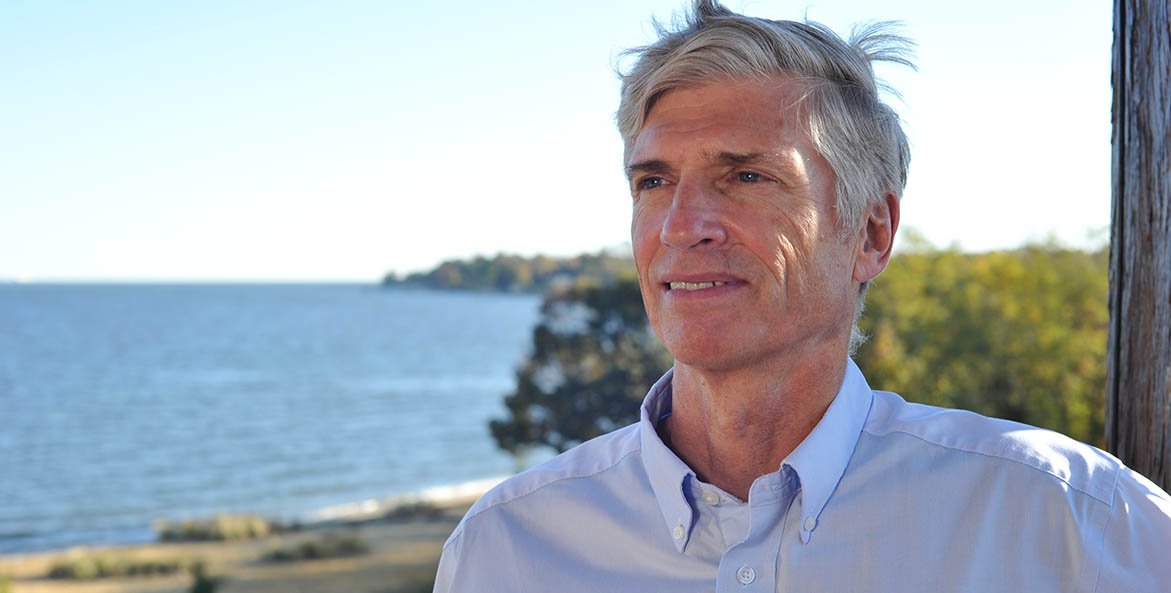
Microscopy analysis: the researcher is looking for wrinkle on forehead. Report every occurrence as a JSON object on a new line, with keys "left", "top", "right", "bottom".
{"left": 635, "top": 75, "right": 810, "bottom": 136}
{"left": 627, "top": 80, "right": 822, "bottom": 188}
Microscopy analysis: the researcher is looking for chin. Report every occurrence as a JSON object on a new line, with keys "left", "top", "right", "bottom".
{"left": 653, "top": 319, "right": 745, "bottom": 366}
{"left": 663, "top": 338, "right": 756, "bottom": 373}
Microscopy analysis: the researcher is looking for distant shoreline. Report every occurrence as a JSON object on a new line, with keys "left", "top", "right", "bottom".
{"left": 0, "top": 476, "right": 504, "bottom": 559}
{"left": 0, "top": 498, "right": 475, "bottom": 593}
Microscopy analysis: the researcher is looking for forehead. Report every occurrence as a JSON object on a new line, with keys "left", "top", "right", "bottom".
{"left": 627, "top": 76, "right": 813, "bottom": 167}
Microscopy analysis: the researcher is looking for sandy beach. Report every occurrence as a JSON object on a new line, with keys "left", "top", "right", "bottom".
{"left": 0, "top": 499, "right": 472, "bottom": 593}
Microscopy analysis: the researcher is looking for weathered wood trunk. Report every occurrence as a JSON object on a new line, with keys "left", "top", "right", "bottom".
{"left": 1108, "top": 0, "right": 1171, "bottom": 492}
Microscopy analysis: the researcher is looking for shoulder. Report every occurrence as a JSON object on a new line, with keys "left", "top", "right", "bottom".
{"left": 863, "top": 390, "right": 1122, "bottom": 504}
{"left": 435, "top": 423, "right": 665, "bottom": 591}
{"left": 845, "top": 390, "right": 1171, "bottom": 591}
{"left": 446, "top": 422, "right": 644, "bottom": 544}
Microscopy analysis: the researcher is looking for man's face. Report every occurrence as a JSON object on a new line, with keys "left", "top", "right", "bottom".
{"left": 627, "top": 76, "right": 863, "bottom": 372}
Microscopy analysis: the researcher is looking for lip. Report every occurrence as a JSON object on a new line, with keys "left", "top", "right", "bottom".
{"left": 658, "top": 273, "right": 747, "bottom": 298}
{"left": 660, "top": 272, "right": 742, "bottom": 284}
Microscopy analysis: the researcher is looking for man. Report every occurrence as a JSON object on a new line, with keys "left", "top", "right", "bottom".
{"left": 435, "top": 2, "right": 1171, "bottom": 591}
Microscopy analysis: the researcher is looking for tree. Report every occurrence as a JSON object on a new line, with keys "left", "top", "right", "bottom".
{"left": 491, "top": 239, "right": 1112, "bottom": 458}
{"left": 1108, "top": 0, "right": 1170, "bottom": 490}
{"left": 384, "top": 251, "right": 636, "bottom": 294}
{"left": 856, "top": 240, "right": 1109, "bottom": 447}
{"left": 491, "top": 278, "right": 673, "bottom": 455}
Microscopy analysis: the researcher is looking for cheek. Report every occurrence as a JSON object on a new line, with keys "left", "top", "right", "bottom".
{"left": 631, "top": 204, "right": 663, "bottom": 266}
{"left": 752, "top": 210, "right": 823, "bottom": 292}
{"left": 766, "top": 207, "right": 821, "bottom": 253}
{"left": 769, "top": 230, "right": 790, "bottom": 278}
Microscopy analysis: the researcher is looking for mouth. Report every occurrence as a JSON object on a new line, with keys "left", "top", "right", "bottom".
{"left": 659, "top": 275, "right": 746, "bottom": 297}
{"left": 667, "top": 281, "right": 729, "bottom": 291}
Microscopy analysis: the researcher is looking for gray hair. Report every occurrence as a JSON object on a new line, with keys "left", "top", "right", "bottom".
{"left": 616, "top": 0, "right": 914, "bottom": 354}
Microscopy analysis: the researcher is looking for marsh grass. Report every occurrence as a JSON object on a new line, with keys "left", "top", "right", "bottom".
{"left": 187, "top": 558, "right": 224, "bottom": 593}
{"left": 155, "top": 514, "right": 291, "bottom": 542}
{"left": 384, "top": 501, "right": 444, "bottom": 521}
{"left": 378, "top": 567, "right": 436, "bottom": 593}
{"left": 261, "top": 532, "right": 368, "bottom": 563}
{"left": 47, "top": 553, "right": 197, "bottom": 580}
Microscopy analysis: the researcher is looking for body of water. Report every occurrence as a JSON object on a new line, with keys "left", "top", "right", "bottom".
{"left": 0, "top": 284, "right": 542, "bottom": 554}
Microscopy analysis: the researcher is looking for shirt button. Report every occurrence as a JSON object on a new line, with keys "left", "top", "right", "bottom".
{"left": 736, "top": 566, "right": 756, "bottom": 585}
{"left": 672, "top": 525, "right": 685, "bottom": 540}
{"left": 803, "top": 515, "right": 817, "bottom": 531}
{"left": 701, "top": 490, "right": 719, "bottom": 505}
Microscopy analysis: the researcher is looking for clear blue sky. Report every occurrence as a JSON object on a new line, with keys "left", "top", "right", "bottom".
{"left": 1, "top": 0, "right": 1110, "bottom": 281}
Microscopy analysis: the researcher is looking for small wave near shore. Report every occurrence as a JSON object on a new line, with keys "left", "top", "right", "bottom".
{"left": 0, "top": 476, "right": 506, "bottom": 559}
{"left": 305, "top": 476, "right": 506, "bottom": 523}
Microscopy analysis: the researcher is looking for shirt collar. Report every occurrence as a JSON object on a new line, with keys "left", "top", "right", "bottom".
{"left": 781, "top": 358, "right": 874, "bottom": 543}
{"left": 638, "top": 367, "right": 696, "bottom": 554}
{"left": 638, "top": 359, "right": 874, "bottom": 551}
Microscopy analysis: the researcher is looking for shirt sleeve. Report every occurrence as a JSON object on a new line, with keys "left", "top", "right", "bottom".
{"left": 433, "top": 528, "right": 462, "bottom": 593}
{"left": 1093, "top": 467, "right": 1171, "bottom": 591}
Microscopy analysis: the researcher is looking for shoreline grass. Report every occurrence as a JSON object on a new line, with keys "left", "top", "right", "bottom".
{"left": 47, "top": 553, "right": 198, "bottom": 580}
{"left": 261, "top": 532, "right": 369, "bottom": 563}
{"left": 0, "top": 497, "right": 476, "bottom": 593}
{"left": 154, "top": 513, "right": 295, "bottom": 542}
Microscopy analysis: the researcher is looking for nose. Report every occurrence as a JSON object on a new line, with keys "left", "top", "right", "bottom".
{"left": 659, "top": 179, "right": 728, "bottom": 250}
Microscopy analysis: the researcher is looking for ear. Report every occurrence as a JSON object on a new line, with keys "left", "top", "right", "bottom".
{"left": 853, "top": 192, "right": 899, "bottom": 283}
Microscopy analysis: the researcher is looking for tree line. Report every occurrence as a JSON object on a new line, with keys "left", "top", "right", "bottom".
{"left": 382, "top": 251, "right": 634, "bottom": 293}
{"left": 490, "top": 239, "right": 1109, "bottom": 455}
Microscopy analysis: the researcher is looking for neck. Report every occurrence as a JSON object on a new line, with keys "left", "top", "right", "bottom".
{"left": 661, "top": 350, "right": 848, "bottom": 501}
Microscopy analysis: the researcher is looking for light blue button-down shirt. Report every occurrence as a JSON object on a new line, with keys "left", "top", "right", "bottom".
{"left": 435, "top": 360, "right": 1171, "bottom": 592}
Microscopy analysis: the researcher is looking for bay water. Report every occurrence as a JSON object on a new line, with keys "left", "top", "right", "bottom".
{"left": 0, "top": 284, "right": 542, "bottom": 554}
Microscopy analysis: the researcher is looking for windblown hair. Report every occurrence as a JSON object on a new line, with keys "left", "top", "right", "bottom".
{"left": 616, "top": 0, "right": 915, "bottom": 353}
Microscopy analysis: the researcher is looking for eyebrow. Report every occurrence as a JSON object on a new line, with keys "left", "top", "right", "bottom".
{"left": 722, "top": 150, "right": 805, "bottom": 180}
{"left": 715, "top": 151, "right": 768, "bottom": 166}
{"left": 625, "top": 151, "right": 792, "bottom": 182}
{"left": 625, "top": 159, "right": 669, "bottom": 180}
{"left": 626, "top": 151, "right": 771, "bottom": 175}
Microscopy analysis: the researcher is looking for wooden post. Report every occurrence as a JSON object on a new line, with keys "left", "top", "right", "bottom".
{"left": 1108, "top": 0, "right": 1171, "bottom": 491}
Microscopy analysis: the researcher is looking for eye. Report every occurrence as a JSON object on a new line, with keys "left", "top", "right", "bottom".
{"left": 737, "top": 171, "right": 762, "bottom": 183}
{"left": 637, "top": 177, "right": 664, "bottom": 191}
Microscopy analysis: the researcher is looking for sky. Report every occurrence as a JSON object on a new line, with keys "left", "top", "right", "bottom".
{"left": 1, "top": 0, "right": 1111, "bottom": 282}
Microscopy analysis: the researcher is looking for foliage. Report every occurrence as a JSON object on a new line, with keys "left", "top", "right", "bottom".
{"left": 855, "top": 241, "right": 1108, "bottom": 446}
{"left": 47, "top": 553, "right": 195, "bottom": 580}
{"left": 491, "top": 277, "right": 673, "bottom": 454}
{"left": 261, "top": 532, "right": 368, "bottom": 563}
{"left": 378, "top": 567, "right": 437, "bottom": 593}
{"left": 188, "top": 559, "right": 223, "bottom": 593}
{"left": 383, "top": 500, "right": 444, "bottom": 521}
{"left": 384, "top": 250, "right": 635, "bottom": 293}
{"left": 490, "top": 238, "right": 1109, "bottom": 455}
{"left": 155, "top": 513, "right": 288, "bottom": 542}
{"left": 0, "top": 573, "right": 10, "bottom": 593}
